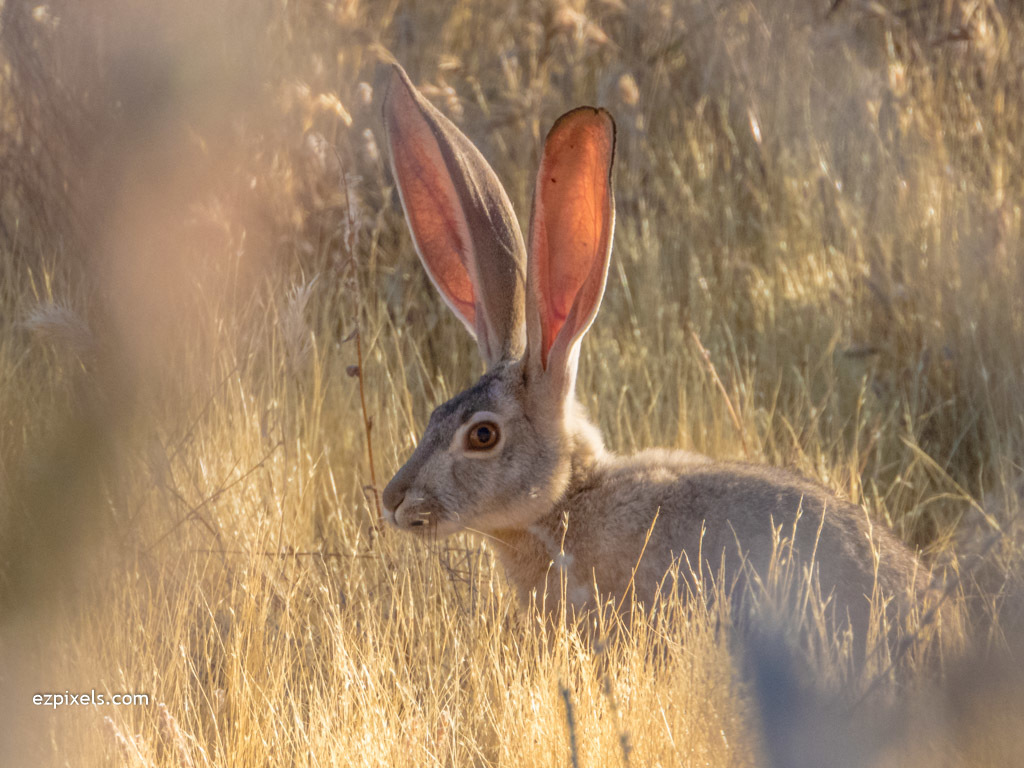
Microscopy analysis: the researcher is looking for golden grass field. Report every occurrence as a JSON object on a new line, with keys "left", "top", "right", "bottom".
{"left": 2, "top": 0, "right": 1024, "bottom": 765}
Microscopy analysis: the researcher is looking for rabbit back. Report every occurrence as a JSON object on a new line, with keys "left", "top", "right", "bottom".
{"left": 494, "top": 449, "right": 923, "bottom": 637}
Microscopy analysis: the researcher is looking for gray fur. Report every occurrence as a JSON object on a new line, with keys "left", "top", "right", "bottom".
{"left": 383, "top": 359, "right": 922, "bottom": 638}
{"left": 381, "top": 67, "right": 924, "bottom": 643}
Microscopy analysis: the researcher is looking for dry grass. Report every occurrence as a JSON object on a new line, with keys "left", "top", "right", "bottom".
{"left": 2, "top": 0, "right": 1024, "bottom": 765}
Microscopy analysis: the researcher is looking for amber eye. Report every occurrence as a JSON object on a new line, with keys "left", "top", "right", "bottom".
{"left": 466, "top": 421, "right": 500, "bottom": 451}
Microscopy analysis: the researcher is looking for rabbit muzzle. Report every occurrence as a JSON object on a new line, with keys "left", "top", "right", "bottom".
{"left": 382, "top": 472, "right": 445, "bottom": 533}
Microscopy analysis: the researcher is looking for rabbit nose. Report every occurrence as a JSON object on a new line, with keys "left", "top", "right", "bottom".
{"left": 382, "top": 478, "right": 407, "bottom": 520}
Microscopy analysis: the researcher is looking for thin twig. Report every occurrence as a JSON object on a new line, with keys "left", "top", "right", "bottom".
{"left": 355, "top": 327, "right": 382, "bottom": 523}
{"left": 189, "top": 548, "right": 379, "bottom": 560}
{"left": 337, "top": 154, "right": 382, "bottom": 528}
{"left": 167, "top": 361, "right": 242, "bottom": 463}
{"left": 689, "top": 328, "right": 750, "bottom": 457}
{"left": 145, "top": 440, "right": 283, "bottom": 555}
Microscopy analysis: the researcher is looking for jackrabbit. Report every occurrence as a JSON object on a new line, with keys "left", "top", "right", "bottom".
{"left": 380, "top": 64, "right": 923, "bottom": 641}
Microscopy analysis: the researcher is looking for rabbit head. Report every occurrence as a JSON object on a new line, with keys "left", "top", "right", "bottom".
{"left": 381, "top": 64, "right": 615, "bottom": 538}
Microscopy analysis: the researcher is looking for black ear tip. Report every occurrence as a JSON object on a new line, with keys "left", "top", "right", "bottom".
{"left": 547, "top": 106, "right": 617, "bottom": 146}
{"left": 588, "top": 107, "right": 616, "bottom": 141}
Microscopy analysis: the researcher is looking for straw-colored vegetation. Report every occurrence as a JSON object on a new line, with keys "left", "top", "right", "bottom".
{"left": 2, "top": 0, "right": 1023, "bottom": 765}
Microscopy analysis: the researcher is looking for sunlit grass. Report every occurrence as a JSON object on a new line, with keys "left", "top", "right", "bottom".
{"left": 2, "top": 0, "right": 1024, "bottom": 765}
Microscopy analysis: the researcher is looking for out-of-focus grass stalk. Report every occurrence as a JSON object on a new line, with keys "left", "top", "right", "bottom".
{"left": 1, "top": 0, "right": 1023, "bottom": 766}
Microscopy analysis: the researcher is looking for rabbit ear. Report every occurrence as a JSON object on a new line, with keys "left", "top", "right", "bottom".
{"left": 526, "top": 107, "right": 616, "bottom": 401}
{"left": 383, "top": 64, "right": 527, "bottom": 368}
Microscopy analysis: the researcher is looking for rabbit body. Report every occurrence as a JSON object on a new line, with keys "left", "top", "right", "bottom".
{"left": 502, "top": 442, "right": 916, "bottom": 626}
{"left": 380, "top": 63, "right": 922, "bottom": 640}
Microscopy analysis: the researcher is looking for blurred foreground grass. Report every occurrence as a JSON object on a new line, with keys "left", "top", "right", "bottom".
{"left": 1, "top": 0, "right": 1024, "bottom": 765}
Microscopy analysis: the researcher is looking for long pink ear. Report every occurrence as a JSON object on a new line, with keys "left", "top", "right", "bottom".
{"left": 383, "top": 64, "right": 527, "bottom": 368}
{"left": 526, "top": 107, "right": 615, "bottom": 397}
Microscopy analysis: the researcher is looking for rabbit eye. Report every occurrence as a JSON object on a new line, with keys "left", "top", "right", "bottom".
{"left": 466, "top": 421, "right": 500, "bottom": 451}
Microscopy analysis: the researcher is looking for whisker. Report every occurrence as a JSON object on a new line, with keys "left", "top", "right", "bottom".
{"left": 463, "top": 526, "right": 521, "bottom": 553}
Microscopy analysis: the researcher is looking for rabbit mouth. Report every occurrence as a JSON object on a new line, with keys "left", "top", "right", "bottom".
{"left": 390, "top": 500, "right": 458, "bottom": 535}
{"left": 402, "top": 512, "right": 433, "bottom": 529}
